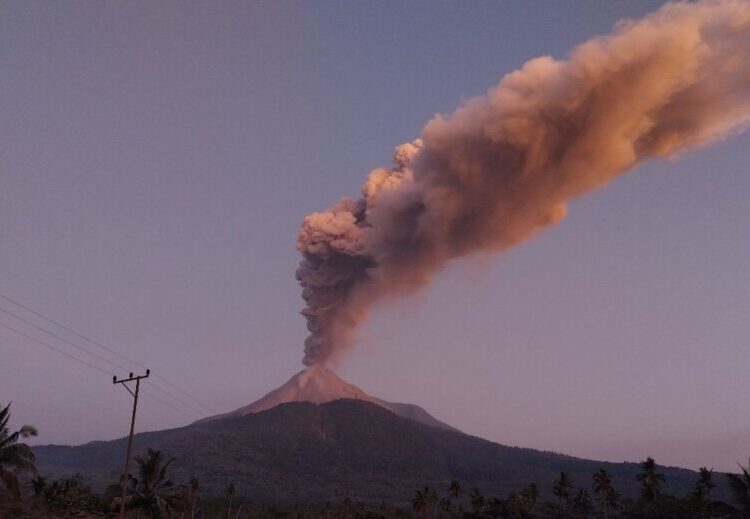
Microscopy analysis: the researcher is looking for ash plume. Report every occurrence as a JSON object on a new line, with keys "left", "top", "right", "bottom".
{"left": 297, "top": 0, "right": 750, "bottom": 366}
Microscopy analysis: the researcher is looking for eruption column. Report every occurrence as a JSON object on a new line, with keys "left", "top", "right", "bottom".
{"left": 297, "top": 0, "right": 750, "bottom": 366}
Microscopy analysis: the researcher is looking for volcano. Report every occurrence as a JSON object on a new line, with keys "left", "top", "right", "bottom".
{"left": 33, "top": 368, "right": 722, "bottom": 501}
{"left": 33, "top": 399, "right": 717, "bottom": 501}
{"left": 195, "top": 366, "right": 459, "bottom": 432}
{"left": 31, "top": 369, "right": 730, "bottom": 502}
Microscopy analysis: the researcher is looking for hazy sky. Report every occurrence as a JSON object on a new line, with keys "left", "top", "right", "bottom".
{"left": 1, "top": 1, "right": 748, "bottom": 472}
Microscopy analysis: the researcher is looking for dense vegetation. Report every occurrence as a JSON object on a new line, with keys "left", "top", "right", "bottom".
{"left": 3, "top": 400, "right": 750, "bottom": 518}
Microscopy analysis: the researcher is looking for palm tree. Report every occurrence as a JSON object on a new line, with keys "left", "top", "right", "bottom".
{"left": 188, "top": 477, "right": 200, "bottom": 519}
{"left": 572, "top": 488, "right": 594, "bottom": 516}
{"left": 636, "top": 457, "right": 665, "bottom": 503}
{"left": 726, "top": 458, "right": 750, "bottom": 516}
{"left": 30, "top": 475, "right": 47, "bottom": 497}
{"left": 470, "top": 488, "right": 486, "bottom": 514}
{"left": 592, "top": 469, "right": 619, "bottom": 519}
{"left": 410, "top": 486, "right": 438, "bottom": 517}
{"left": 423, "top": 486, "right": 438, "bottom": 517}
{"left": 0, "top": 402, "right": 37, "bottom": 500}
{"left": 411, "top": 487, "right": 427, "bottom": 516}
{"left": 225, "top": 481, "right": 236, "bottom": 519}
{"left": 448, "top": 479, "right": 462, "bottom": 508}
{"left": 690, "top": 467, "right": 714, "bottom": 517}
{"left": 125, "top": 448, "right": 188, "bottom": 518}
{"left": 696, "top": 467, "right": 714, "bottom": 498}
{"left": 519, "top": 482, "right": 539, "bottom": 514}
{"left": 553, "top": 471, "right": 573, "bottom": 507}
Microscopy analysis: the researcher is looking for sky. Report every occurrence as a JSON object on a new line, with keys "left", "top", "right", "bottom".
{"left": 1, "top": 1, "right": 748, "bottom": 473}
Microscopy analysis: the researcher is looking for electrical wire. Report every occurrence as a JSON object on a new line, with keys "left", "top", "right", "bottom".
{"left": 140, "top": 390, "right": 200, "bottom": 419}
{"left": 0, "top": 319, "right": 202, "bottom": 419}
{"left": 0, "top": 305, "right": 131, "bottom": 372}
{"left": 0, "top": 291, "right": 216, "bottom": 414}
{"left": 0, "top": 320, "right": 113, "bottom": 377}
{"left": 0, "top": 303, "right": 207, "bottom": 417}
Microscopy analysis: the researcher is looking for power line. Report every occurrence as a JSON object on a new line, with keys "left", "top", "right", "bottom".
{"left": 151, "top": 374, "right": 214, "bottom": 413}
{"left": 141, "top": 379, "right": 206, "bottom": 417}
{"left": 0, "top": 306, "right": 131, "bottom": 372}
{"left": 0, "top": 292, "right": 135, "bottom": 366}
{"left": 0, "top": 303, "right": 207, "bottom": 417}
{"left": 0, "top": 320, "right": 202, "bottom": 420}
{"left": 0, "top": 320, "right": 113, "bottom": 377}
{"left": 141, "top": 390, "right": 199, "bottom": 419}
{"left": 0, "top": 291, "right": 216, "bottom": 414}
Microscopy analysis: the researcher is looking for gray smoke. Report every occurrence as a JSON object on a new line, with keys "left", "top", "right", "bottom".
{"left": 297, "top": 0, "right": 750, "bottom": 366}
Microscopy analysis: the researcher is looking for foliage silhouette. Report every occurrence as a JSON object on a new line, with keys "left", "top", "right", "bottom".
{"left": 0, "top": 402, "right": 37, "bottom": 500}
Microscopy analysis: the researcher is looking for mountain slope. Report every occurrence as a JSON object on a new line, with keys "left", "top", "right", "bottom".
{"left": 195, "top": 366, "right": 459, "bottom": 432}
{"left": 34, "top": 399, "right": 724, "bottom": 502}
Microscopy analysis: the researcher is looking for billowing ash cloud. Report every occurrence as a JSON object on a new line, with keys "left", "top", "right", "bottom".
{"left": 297, "top": 0, "right": 750, "bottom": 366}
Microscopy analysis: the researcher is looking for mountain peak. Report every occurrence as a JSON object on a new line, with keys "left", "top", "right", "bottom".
{"left": 252, "top": 366, "right": 376, "bottom": 411}
{"left": 196, "top": 367, "right": 459, "bottom": 432}
{"left": 289, "top": 365, "right": 360, "bottom": 393}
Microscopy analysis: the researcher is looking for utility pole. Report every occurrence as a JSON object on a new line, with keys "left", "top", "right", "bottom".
{"left": 113, "top": 369, "right": 149, "bottom": 519}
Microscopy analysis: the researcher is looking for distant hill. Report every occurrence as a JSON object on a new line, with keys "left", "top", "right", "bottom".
{"left": 34, "top": 399, "right": 729, "bottom": 503}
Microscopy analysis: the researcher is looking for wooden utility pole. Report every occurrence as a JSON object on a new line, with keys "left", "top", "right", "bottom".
{"left": 113, "top": 369, "right": 149, "bottom": 519}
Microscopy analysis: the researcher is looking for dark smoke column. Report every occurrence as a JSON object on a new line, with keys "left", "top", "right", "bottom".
{"left": 296, "top": 144, "right": 421, "bottom": 366}
{"left": 297, "top": 0, "right": 750, "bottom": 367}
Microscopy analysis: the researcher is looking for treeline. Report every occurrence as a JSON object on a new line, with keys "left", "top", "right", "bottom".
{"left": 402, "top": 461, "right": 750, "bottom": 518}
{"left": 2, "top": 401, "right": 750, "bottom": 518}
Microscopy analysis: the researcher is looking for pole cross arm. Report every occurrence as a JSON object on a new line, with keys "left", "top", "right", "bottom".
{"left": 113, "top": 369, "right": 150, "bottom": 385}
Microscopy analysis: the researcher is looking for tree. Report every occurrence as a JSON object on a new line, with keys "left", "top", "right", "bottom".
{"left": 636, "top": 457, "right": 665, "bottom": 503}
{"left": 416, "top": 486, "right": 438, "bottom": 517}
{"left": 411, "top": 487, "right": 427, "bottom": 516}
{"left": 519, "top": 482, "right": 539, "bottom": 514}
{"left": 122, "top": 448, "right": 188, "bottom": 518}
{"left": 572, "top": 488, "right": 594, "bottom": 516}
{"left": 41, "top": 474, "right": 101, "bottom": 515}
{"left": 0, "top": 402, "right": 37, "bottom": 500}
{"left": 30, "top": 475, "right": 47, "bottom": 497}
{"left": 470, "top": 488, "right": 486, "bottom": 514}
{"left": 592, "top": 469, "right": 619, "bottom": 519}
{"left": 188, "top": 477, "right": 200, "bottom": 519}
{"left": 448, "top": 479, "right": 462, "bottom": 508}
{"left": 689, "top": 467, "right": 714, "bottom": 517}
{"left": 486, "top": 496, "right": 504, "bottom": 518}
{"left": 726, "top": 458, "right": 750, "bottom": 516}
{"left": 412, "top": 486, "right": 438, "bottom": 516}
{"left": 553, "top": 471, "right": 573, "bottom": 507}
{"left": 225, "top": 481, "right": 236, "bottom": 519}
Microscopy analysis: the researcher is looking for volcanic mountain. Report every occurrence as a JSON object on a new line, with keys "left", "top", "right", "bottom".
{"left": 33, "top": 399, "right": 723, "bottom": 502}
{"left": 195, "top": 366, "right": 459, "bottom": 433}
{"left": 33, "top": 369, "right": 730, "bottom": 502}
